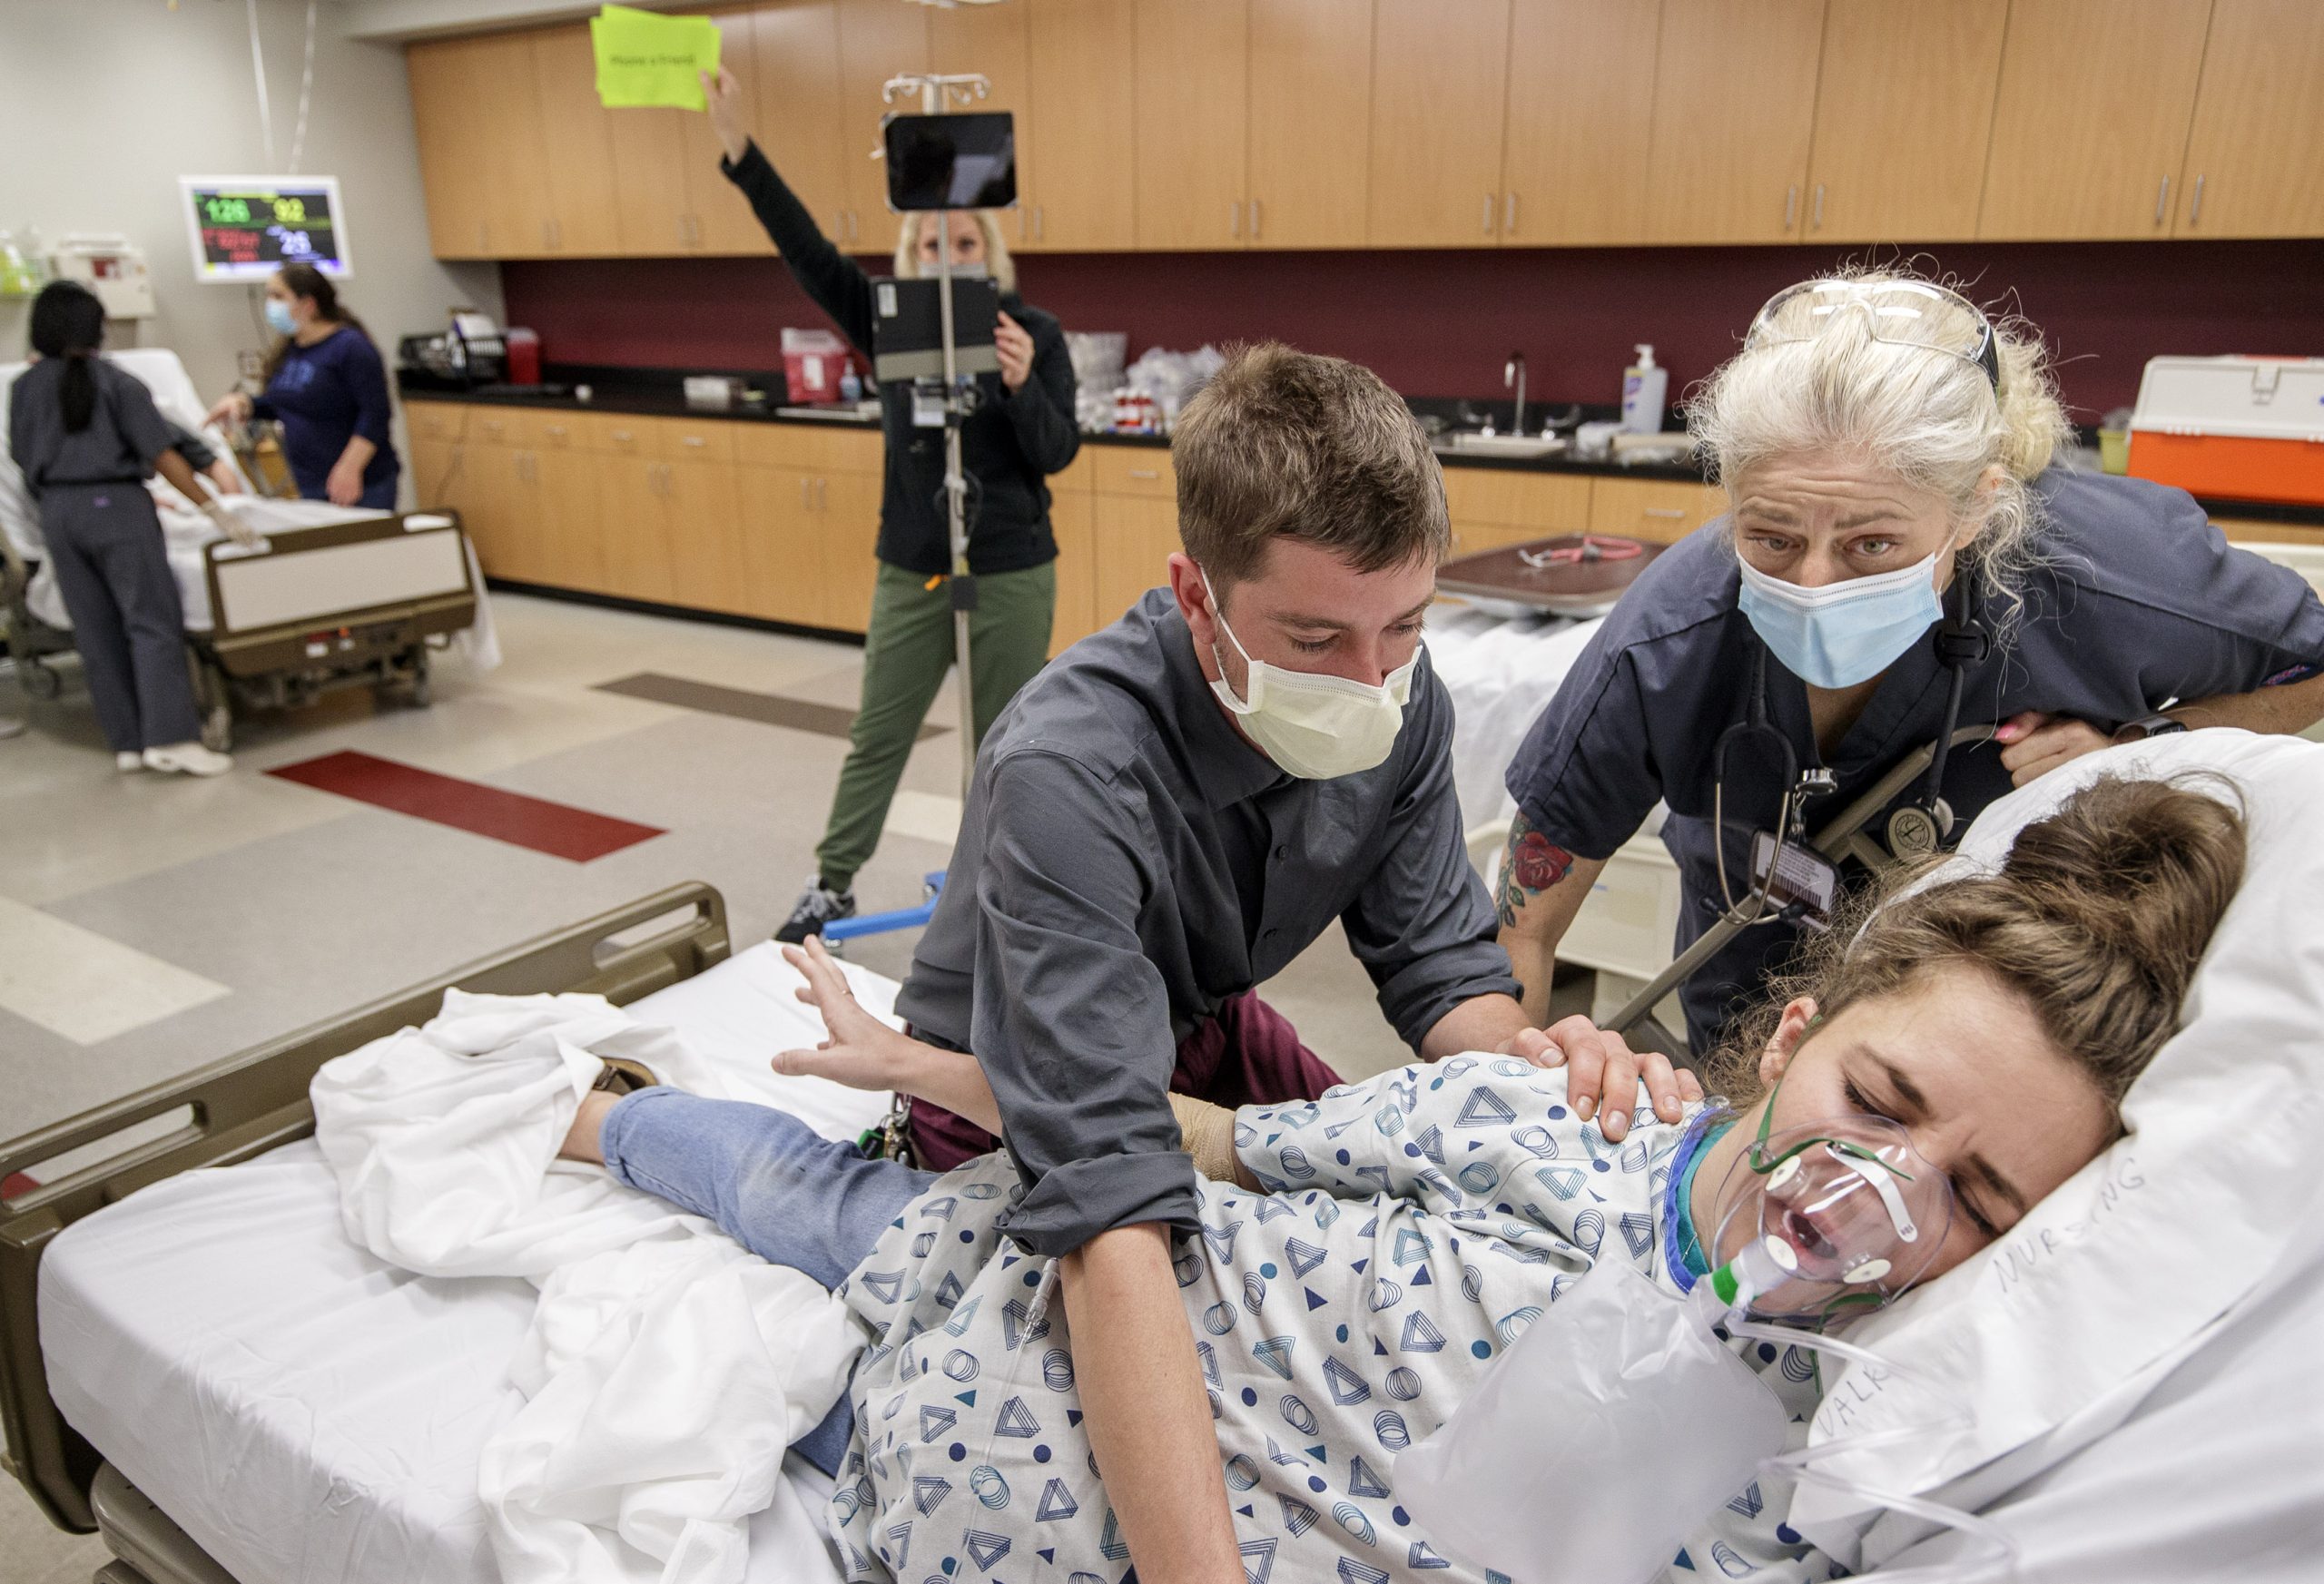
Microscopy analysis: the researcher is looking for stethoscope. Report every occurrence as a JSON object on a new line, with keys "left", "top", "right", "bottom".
{"left": 1711, "top": 569, "right": 1989, "bottom": 919}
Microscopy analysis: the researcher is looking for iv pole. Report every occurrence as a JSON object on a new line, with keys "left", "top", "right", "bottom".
{"left": 881, "top": 71, "right": 990, "bottom": 802}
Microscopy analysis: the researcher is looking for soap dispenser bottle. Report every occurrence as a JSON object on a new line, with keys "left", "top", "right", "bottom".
{"left": 1621, "top": 344, "right": 1668, "bottom": 434}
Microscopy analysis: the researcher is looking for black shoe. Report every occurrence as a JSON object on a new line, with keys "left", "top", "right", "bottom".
{"left": 775, "top": 878, "right": 857, "bottom": 943}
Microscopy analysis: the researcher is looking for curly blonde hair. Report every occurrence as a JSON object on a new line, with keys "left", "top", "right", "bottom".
{"left": 1690, "top": 266, "right": 2073, "bottom": 625}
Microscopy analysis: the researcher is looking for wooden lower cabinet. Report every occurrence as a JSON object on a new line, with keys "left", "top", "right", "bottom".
{"left": 1091, "top": 493, "right": 1183, "bottom": 633}
{"left": 1048, "top": 486, "right": 1099, "bottom": 656}
{"left": 1587, "top": 476, "right": 1728, "bottom": 543}
{"left": 818, "top": 469, "right": 884, "bottom": 633}
{"left": 665, "top": 456, "right": 748, "bottom": 615}
{"left": 736, "top": 464, "right": 831, "bottom": 626}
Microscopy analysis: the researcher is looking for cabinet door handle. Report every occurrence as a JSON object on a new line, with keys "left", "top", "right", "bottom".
{"left": 1482, "top": 193, "right": 1496, "bottom": 235}
{"left": 1785, "top": 184, "right": 1798, "bottom": 230}
{"left": 1251, "top": 198, "right": 1262, "bottom": 240}
{"left": 1812, "top": 182, "right": 1826, "bottom": 230}
{"left": 1231, "top": 200, "right": 1243, "bottom": 238}
{"left": 816, "top": 477, "right": 828, "bottom": 511}
{"left": 476, "top": 220, "right": 488, "bottom": 252}
{"left": 2189, "top": 172, "right": 2205, "bottom": 224}
{"left": 683, "top": 435, "right": 706, "bottom": 448}
{"left": 1128, "top": 468, "right": 1160, "bottom": 480}
{"left": 1645, "top": 507, "right": 1688, "bottom": 519}
{"left": 800, "top": 476, "right": 812, "bottom": 509}
{"left": 612, "top": 428, "right": 633, "bottom": 444}
{"left": 2154, "top": 175, "right": 2171, "bottom": 226}
{"left": 1035, "top": 205, "right": 1044, "bottom": 241}
{"left": 1503, "top": 192, "right": 1517, "bottom": 237}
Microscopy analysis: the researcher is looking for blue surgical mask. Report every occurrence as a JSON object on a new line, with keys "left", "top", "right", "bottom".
{"left": 1735, "top": 550, "right": 1945, "bottom": 688}
{"left": 264, "top": 300, "right": 296, "bottom": 336}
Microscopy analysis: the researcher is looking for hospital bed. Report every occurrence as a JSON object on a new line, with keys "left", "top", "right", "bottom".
{"left": 1, "top": 349, "right": 494, "bottom": 747}
{"left": 10, "top": 769, "right": 2324, "bottom": 1584}
{"left": 0, "top": 882, "right": 889, "bottom": 1584}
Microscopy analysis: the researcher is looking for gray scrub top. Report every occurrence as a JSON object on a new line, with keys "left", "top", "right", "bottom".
{"left": 1506, "top": 467, "right": 2324, "bottom": 1050}
{"left": 6, "top": 357, "right": 172, "bottom": 495}
{"left": 895, "top": 588, "right": 1521, "bottom": 1257}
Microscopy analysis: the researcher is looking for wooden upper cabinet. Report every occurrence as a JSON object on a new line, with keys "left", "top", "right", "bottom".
{"left": 1500, "top": 0, "right": 1659, "bottom": 246}
{"left": 2176, "top": 0, "right": 2324, "bottom": 238}
{"left": 1026, "top": 0, "right": 1137, "bottom": 251}
{"left": 1368, "top": 0, "right": 1512, "bottom": 247}
{"left": 1979, "top": 0, "right": 2212, "bottom": 241}
{"left": 1135, "top": 0, "right": 1249, "bottom": 250}
{"left": 749, "top": 0, "right": 850, "bottom": 241}
{"left": 409, "top": 34, "right": 550, "bottom": 258}
{"left": 406, "top": 39, "right": 487, "bottom": 258}
{"left": 836, "top": 0, "right": 929, "bottom": 255}
{"left": 1641, "top": 0, "right": 1827, "bottom": 244}
{"left": 1247, "top": 0, "right": 1374, "bottom": 250}
{"left": 929, "top": 1, "right": 1035, "bottom": 248}
{"left": 683, "top": 8, "right": 773, "bottom": 253}
{"left": 529, "top": 26, "right": 622, "bottom": 256}
{"left": 1803, "top": 0, "right": 2007, "bottom": 242}
{"left": 608, "top": 110, "right": 698, "bottom": 254}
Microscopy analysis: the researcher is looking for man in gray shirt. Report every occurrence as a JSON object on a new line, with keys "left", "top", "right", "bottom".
{"left": 846, "top": 345, "right": 1690, "bottom": 1584}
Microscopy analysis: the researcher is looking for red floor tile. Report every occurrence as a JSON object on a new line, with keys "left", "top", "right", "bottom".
{"left": 268, "top": 751, "right": 665, "bottom": 862}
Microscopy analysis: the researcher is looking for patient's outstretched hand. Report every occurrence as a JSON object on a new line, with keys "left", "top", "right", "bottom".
{"left": 1502, "top": 1017, "right": 1703, "bottom": 1142}
{"left": 773, "top": 936, "right": 917, "bottom": 1093}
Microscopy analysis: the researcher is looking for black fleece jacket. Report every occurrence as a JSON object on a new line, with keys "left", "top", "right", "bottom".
{"left": 722, "top": 140, "right": 1079, "bottom": 576}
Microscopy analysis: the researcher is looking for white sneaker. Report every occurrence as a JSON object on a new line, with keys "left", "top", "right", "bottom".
{"left": 143, "top": 741, "right": 233, "bottom": 777}
{"left": 0, "top": 715, "right": 25, "bottom": 740}
{"left": 116, "top": 750, "right": 146, "bottom": 772}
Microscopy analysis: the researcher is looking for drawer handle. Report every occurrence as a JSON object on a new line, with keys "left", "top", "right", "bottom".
{"left": 613, "top": 429, "right": 634, "bottom": 442}
{"left": 684, "top": 436, "right": 706, "bottom": 448}
{"left": 1128, "top": 468, "right": 1160, "bottom": 480}
{"left": 547, "top": 425, "right": 567, "bottom": 437}
{"left": 1645, "top": 507, "right": 1688, "bottom": 519}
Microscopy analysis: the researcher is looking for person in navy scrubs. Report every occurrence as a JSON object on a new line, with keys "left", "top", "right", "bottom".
{"left": 1499, "top": 271, "right": 2324, "bottom": 1053}
{"left": 206, "top": 264, "right": 399, "bottom": 508}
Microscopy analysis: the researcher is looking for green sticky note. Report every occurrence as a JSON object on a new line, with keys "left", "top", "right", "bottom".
{"left": 592, "top": 4, "right": 723, "bottom": 111}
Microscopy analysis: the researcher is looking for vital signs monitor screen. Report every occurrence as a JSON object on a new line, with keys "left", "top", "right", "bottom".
{"left": 181, "top": 177, "right": 350, "bottom": 282}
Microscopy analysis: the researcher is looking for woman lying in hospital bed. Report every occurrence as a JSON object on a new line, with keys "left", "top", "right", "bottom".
{"left": 546, "top": 771, "right": 2242, "bottom": 1583}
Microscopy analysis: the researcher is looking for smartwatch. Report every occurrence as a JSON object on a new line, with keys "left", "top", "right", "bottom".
{"left": 2113, "top": 713, "right": 2190, "bottom": 743}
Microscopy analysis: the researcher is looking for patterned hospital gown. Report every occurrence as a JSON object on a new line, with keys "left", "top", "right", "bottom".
{"left": 830, "top": 1059, "right": 1839, "bottom": 1584}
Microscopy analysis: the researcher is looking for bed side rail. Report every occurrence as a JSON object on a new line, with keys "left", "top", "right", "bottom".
{"left": 0, "top": 881, "right": 730, "bottom": 1533}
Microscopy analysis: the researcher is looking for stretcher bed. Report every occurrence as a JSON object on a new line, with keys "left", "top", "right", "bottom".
{"left": 0, "top": 884, "right": 890, "bottom": 1584}
{"left": 7, "top": 842, "right": 2324, "bottom": 1581}
{"left": 1, "top": 349, "right": 495, "bottom": 747}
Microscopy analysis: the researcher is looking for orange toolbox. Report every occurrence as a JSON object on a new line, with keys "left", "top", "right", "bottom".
{"left": 2127, "top": 356, "right": 2324, "bottom": 507}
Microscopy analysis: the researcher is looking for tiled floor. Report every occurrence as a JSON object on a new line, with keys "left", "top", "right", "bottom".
{"left": 2, "top": 589, "right": 1433, "bottom": 1581}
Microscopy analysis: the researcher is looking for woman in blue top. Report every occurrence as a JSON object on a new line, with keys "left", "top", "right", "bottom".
{"left": 1496, "top": 269, "right": 2324, "bottom": 1055}
{"left": 206, "top": 264, "right": 399, "bottom": 508}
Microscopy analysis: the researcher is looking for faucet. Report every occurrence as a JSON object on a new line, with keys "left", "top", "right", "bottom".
{"left": 1504, "top": 352, "right": 1527, "bottom": 438}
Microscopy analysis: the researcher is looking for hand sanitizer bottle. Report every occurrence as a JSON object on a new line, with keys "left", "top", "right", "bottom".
{"left": 1621, "top": 344, "right": 1668, "bottom": 434}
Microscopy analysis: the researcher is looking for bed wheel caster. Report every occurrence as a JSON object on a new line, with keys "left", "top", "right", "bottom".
{"left": 20, "top": 657, "right": 61, "bottom": 700}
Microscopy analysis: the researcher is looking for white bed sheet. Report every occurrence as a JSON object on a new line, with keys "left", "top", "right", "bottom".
{"left": 38, "top": 941, "right": 896, "bottom": 1584}
{"left": 1425, "top": 604, "right": 1606, "bottom": 832}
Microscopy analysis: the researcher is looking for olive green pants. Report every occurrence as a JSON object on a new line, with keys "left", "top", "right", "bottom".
{"left": 815, "top": 560, "right": 1056, "bottom": 890}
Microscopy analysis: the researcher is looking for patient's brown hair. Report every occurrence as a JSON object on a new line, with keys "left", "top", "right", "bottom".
{"left": 1170, "top": 343, "right": 1450, "bottom": 592}
{"left": 1716, "top": 775, "right": 2248, "bottom": 1106}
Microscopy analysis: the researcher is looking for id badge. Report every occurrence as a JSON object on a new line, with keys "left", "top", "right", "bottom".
{"left": 1749, "top": 831, "right": 1840, "bottom": 930}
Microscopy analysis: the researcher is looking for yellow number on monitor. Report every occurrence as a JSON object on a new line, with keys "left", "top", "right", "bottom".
{"left": 273, "top": 196, "right": 307, "bottom": 224}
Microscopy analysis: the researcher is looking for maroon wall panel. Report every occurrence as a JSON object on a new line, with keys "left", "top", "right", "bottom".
{"left": 503, "top": 239, "right": 2324, "bottom": 422}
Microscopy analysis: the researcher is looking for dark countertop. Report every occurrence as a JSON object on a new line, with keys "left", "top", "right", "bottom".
{"left": 398, "top": 373, "right": 1709, "bottom": 485}
{"left": 399, "top": 369, "right": 2324, "bottom": 522}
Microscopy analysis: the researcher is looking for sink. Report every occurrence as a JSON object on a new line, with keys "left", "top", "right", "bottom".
{"left": 1443, "top": 432, "right": 1569, "bottom": 459}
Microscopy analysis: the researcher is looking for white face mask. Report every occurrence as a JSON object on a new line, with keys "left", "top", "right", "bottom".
{"left": 1202, "top": 570, "right": 1418, "bottom": 780}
